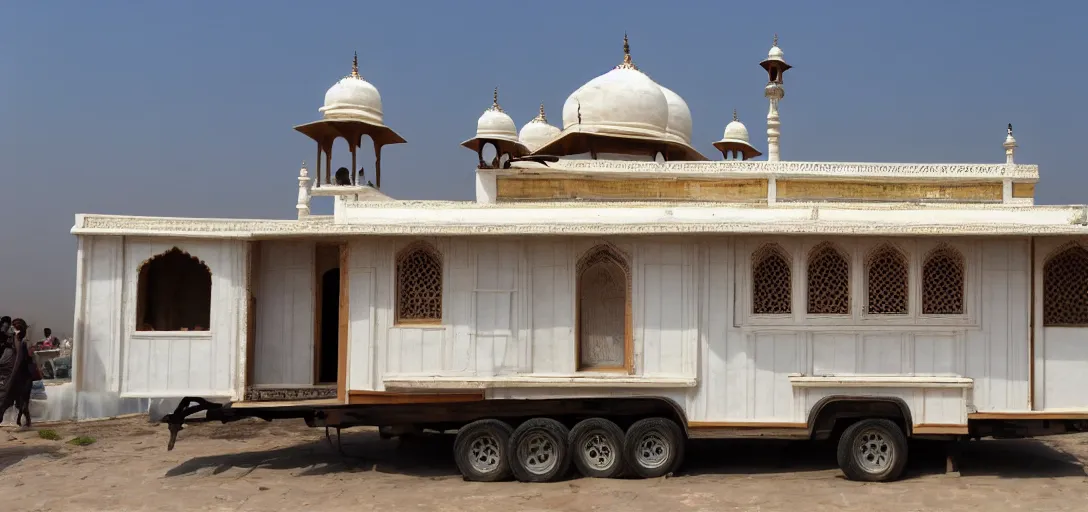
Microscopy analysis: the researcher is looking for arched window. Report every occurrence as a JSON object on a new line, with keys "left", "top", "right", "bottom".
{"left": 866, "top": 244, "right": 909, "bottom": 315}
{"left": 577, "top": 245, "right": 630, "bottom": 370}
{"left": 807, "top": 243, "right": 850, "bottom": 315}
{"left": 752, "top": 244, "right": 791, "bottom": 314}
{"left": 1043, "top": 244, "right": 1088, "bottom": 326}
{"left": 136, "top": 248, "right": 211, "bottom": 331}
{"left": 922, "top": 245, "right": 965, "bottom": 315}
{"left": 396, "top": 242, "right": 443, "bottom": 324}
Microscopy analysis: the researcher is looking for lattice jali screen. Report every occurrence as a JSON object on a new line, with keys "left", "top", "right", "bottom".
{"left": 1043, "top": 244, "right": 1088, "bottom": 326}
{"left": 807, "top": 243, "right": 850, "bottom": 315}
{"left": 396, "top": 243, "right": 443, "bottom": 323}
{"left": 752, "top": 244, "right": 792, "bottom": 314}
{"left": 922, "top": 246, "right": 965, "bottom": 315}
{"left": 866, "top": 245, "right": 909, "bottom": 315}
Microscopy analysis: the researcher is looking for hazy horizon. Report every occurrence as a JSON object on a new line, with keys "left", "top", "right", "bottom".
{"left": 3, "top": 1, "right": 1086, "bottom": 337}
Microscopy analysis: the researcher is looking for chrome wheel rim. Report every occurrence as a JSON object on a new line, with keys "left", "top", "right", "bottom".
{"left": 635, "top": 431, "right": 670, "bottom": 469}
{"left": 581, "top": 431, "right": 617, "bottom": 471}
{"left": 468, "top": 433, "right": 502, "bottom": 474}
{"left": 518, "top": 432, "right": 559, "bottom": 475}
{"left": 852, "top": 428, "right": 894, "bottom": 474}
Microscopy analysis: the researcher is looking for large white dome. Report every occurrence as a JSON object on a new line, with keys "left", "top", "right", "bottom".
{"left": 319, "top": 53, "right": 384, "bottom": 124}
{"left": 561, "top": 38, "right": 669, "bottom": 139}
{"left": 658, "top": 85, "right": 693, "bottom": 145}
{"left": 519, "top": 104, "right": 561, "bottom": 152}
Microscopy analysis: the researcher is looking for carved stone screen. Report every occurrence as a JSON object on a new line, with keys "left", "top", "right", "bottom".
{"left": 866, "top": 245, "right": 909, "bottom": 315}
{"left": 922, "top": 246, "right": 965, "bottom": 315}
{"left": 396, "top": 244, "right": 443, "bottom": 323}
{"left": 752, "top": 245, "right": 792, "bottom": 314}
{"left": 578, "top": 248, "right": 628, "bottom": 369}
{"left": 1043, "top": 244, "right": 1088, "bottom": 326}
{"left": 136, "top": 248, "right": 212, "bottom": 331}
{"left": 807, "top": 244, "right": 850, "bottom": 315}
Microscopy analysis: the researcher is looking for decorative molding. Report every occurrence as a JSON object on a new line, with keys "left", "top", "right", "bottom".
{"left": 72, "top": 210, "right": 1088, "bottom": 238}
{"left": 508, "top": 160, "right": 1041, "bottom": 180}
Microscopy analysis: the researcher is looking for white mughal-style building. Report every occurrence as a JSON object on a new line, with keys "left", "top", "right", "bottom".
{"left": 64, "top": 36, "right": 1088, "bottom": 481}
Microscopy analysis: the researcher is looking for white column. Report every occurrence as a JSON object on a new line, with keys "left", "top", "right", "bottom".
{"left": 297, "top": 162, "right": 312, "bottom": 218}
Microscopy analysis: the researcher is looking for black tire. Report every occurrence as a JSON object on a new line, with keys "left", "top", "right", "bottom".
{"left": 508, "top": 418, "right": 572, "bottom": 483}
{"left": 569, "top": 418, "right": 626, "bottom": 478}
{"left": 453, "top": 419, "right": 513, "bottom": 482}
{"left": 836, "top": 418, "right": 908, "bottom": 482}
{"left": 624, "top": 417, "right": 685, "bottom": 478}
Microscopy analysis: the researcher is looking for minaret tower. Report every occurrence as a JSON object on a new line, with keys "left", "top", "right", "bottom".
{"left": 760, "top": 34, "right": 791, "bottom": 162}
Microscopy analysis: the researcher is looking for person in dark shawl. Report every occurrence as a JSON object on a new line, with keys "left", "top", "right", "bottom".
{"left": 0, "top": 317, "right": 36, "bottom": 426}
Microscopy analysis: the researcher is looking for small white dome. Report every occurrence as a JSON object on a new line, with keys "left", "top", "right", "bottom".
{"left": 319, "top": 53, "right": 385, "bottom": 124}
{"left": 768, "top": 45, "right": 784, "bottom": 60}
{"left": 659, "top": 85, "right": 693, "bottom": 145}
{"left": 722, "top": 110, "right": 750, "bottom": 143}
{"left": 561, "top": 38, "right": 669, "bottom": 139}
{"left": 474, "top": 88, "right": 519, "bottom": 143}
{"left": 519, "top": 104, "right": 561, "bottom": 152}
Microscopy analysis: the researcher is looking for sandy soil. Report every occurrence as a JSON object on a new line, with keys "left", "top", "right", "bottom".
{"left": 3, "top": 417, "right": 1088, "bottom": 512}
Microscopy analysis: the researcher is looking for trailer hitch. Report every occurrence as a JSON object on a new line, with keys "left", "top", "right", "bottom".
{"left": 161, "top": 397, "right": 224, "bottom": 451}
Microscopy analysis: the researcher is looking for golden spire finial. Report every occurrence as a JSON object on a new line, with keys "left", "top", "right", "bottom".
{"left": 350, "top": 51, "right": 360, "bottom": 78}
{"left": 487, "top": 87, "right": 504, "bottom": 113}
{"left": 536, "top": 102, "right": 547, "bottom": 123}
{"left": 773, "top": 34, "right": 778, "bottom": 47}
{"left": 733, "top": 108, "right": 738, "bottom": 122}
{"left": 616, "top": 32, "right": 639, "bottom": 70}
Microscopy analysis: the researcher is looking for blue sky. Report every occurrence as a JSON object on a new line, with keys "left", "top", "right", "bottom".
{"left": 1, "top": 1, "right": 1085, "bottom": 335}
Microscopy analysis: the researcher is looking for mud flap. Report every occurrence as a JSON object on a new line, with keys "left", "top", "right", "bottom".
{"left": 161, "top": 397, "right": 224, "bottom": 451}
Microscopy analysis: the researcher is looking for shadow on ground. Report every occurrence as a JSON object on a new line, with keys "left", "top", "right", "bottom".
{"left": 164, "top": 429, "right": 1087, "bottom": 481}
{"left": 0, "top": 445, "right": 63, "bottom": 472}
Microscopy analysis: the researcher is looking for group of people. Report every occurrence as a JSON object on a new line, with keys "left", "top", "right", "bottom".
{"left": 0, "top": 316, "right": 52, "bottom": 427}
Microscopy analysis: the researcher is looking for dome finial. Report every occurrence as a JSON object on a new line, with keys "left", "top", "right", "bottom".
{"left": 535, "top": 102, "right": 547, "bottom": 123}
{"left": 616, "top": 32, "right": 639, "bottom": 70}
{"left": 773, "top": 33, "right": 778, "bottom": 47}
{"left": 733, "top": 108, "right": 738, "bottom": 122}
{"left": 1007, "top": 123, "right": 1013, "bottom": 137}
{"left": 350, "top": 51, "right": 361, "bottom": 78}
{"left": 488, "top": 87, "right": 504, "bottom": 113}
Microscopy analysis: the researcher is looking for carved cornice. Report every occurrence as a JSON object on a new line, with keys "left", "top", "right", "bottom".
{"left": 505, "top": 160, "right": 1041, "bottom": 181}
{"left": 72, "top": 209, "right": 1088, "bottom": 238}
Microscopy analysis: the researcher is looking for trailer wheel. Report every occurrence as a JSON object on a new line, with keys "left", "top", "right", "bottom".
{"left": 836, "top": 418, "right": 908, "bottom": 482}
{"left": 624, "top": 417, "right": 684, "bottom": 478}
{"left": 454, "top": 419, "right": 513, "bottom": 482}
{"left": 569, "top": 418, "right": 625, "bottom": 479}
{"left": 508, "top": 418, "right": 571, "bottom": 483}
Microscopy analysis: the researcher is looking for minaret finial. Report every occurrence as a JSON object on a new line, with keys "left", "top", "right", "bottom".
{"left": 1008, "top": 123, "right": 1013, "bottom": 136}
{"left": 536, "top": 102, "right": 547, "bottom": 123}
{"left": 733, "top": 108, "right": 738, "bottom": 122}
{"left": 488, "top": 87, "right": 504, "bottom": 113}
{"left": 350, "top": 51, "right": 361, "bottom": 78}
{"left": 773, "top": 33, "right": 778, "bottom": 47}
{"left": 616, "top": 32, "right": 638, "bottom": 70}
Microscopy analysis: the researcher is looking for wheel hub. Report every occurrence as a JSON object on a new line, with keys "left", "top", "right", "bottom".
{"left": 852, "top": 428, "right": 894, "bottom": 473}
{"left": 518, "top": 432, "right": 559, "bottom": 475}
{"left": 468, "top": 434, "right": 501, "bottom": 474}
{"left": 635, "top": 431, "right": 670, "bottom": 469}
{"left": 581, "top": 432, "right": 617, "bottom": 470}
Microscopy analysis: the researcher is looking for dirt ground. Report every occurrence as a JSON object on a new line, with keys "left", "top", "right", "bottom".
{"left": 2, "top": 417, "right": 1087, "bottom": 512}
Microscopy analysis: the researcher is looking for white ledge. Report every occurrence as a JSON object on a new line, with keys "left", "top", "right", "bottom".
{"left": 383, "top": 375, "right": 697, "bottom": 390}
{"left": 788, "top": 375, "right": 974, "bottom": 388}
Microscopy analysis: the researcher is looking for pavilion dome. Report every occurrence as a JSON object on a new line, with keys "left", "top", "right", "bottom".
{"left": 722, "top": 114, "right": 751, "bottom": 143}
{"left": 519, "top": 104, "right": 561, "bottom": 152}
{"left": 561, "top": 36, "right": 669, "bottom": 139}
{"left": 319, "top": 53, "right": 385, "bottom": 125}
{"left": 659, "top": 85, "right": 693, "bottom": 145}
{"left": 474, "top": 88, "right": 519, "bottom": 143}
